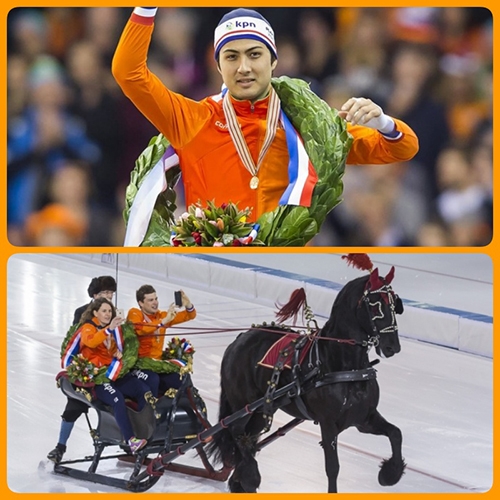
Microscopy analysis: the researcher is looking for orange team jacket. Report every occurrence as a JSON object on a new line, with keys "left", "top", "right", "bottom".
{"left": 127, "top": 307, "right": 197, "bottom": 359}
{"left": 80, "top": 318, "right": 117, "bottom": 368}
{"left": 112, "top": 15, "right": 419, "bottom": 221}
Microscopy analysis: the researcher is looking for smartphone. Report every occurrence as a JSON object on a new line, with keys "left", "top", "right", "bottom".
{"left": 116, "top": 308, "right": 124, "bottom": 319}
{"left": 174, "top": 291, "right": 183, "bottom": 307}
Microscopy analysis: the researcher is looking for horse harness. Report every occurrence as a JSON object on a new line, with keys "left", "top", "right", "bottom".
{"left": 259, "top": 300, "right": 383, "bottom": 432}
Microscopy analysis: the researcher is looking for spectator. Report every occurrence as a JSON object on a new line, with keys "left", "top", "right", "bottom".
{"left": 65, "top": 40, "right": 126, "bottom": 214}
{"left": 434, "top": 145, "right": 491, "bottom": 245}
{"left": 23, "top": 159, "right": 116, "bottom": 246}
{"left": 382, "top": 41, "right": 450, "bottom": 207}
{"left": 8, "top": 55, "right": 101, "bottom": 244}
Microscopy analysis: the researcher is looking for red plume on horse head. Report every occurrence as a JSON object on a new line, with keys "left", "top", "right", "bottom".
{"left": 342, "top": 253, "right": 396, "bottom": 290}
{"left": 341, "top": 253, "right": 373, "bottom": 272}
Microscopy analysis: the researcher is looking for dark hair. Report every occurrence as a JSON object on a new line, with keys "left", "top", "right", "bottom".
{"left": 87, "top": 275, "right": 117, "bottom": 298}
{"left": 136, "top": 284, "right": 156, "bottom": 303}
{"left": 80, "top": 297, "right": 116, "bottom": 324}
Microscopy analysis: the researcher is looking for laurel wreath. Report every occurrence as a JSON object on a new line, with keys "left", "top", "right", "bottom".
{"left": 134, "top": 337, "right": 195, "bottom": 376}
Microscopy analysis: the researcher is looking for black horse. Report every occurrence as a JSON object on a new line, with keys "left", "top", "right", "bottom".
{"left": 208, "top": 254, "right": 406, "bottom": 493}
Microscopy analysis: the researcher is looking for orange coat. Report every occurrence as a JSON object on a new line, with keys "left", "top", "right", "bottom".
{"left": 112, "top": 14, "right": 419, "bottom": 221}
{"left": 80, "top": 318, "right": 117, "bottom": 368}
{"left": 127, "top": 307, "right": 197, "bottom": 359}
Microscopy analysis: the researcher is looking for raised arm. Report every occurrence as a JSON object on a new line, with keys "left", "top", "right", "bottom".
{"left": 111, "top": 7, "right": 210, "bottom": 148}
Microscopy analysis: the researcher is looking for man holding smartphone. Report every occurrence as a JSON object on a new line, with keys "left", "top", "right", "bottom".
{"left": 127, "top": 285, "right": 196, "bottom": 397}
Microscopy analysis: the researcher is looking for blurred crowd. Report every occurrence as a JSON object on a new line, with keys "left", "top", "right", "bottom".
{"left": 7, "top": 7, "right": 493, "bottom": 246}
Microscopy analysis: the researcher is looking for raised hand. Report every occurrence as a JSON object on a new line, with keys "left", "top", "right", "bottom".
{"left": 339, "top": 97, "right": 395, "bottom": 133}
{"left": 180, "top": 290, "right": 193, "bottom": 309}
{"left": 162, "top": 303, "right": 178, "bottom": 325}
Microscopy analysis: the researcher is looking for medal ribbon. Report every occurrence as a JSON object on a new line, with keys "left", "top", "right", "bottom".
{"left": 222, "top": 87, "right": 281, "bottom": 187}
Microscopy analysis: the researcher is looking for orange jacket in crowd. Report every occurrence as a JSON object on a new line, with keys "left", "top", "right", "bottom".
{"left": 127, "top": 307, "right": 197, "bottom": 359}
{"left": 112, "top": 13, "right": 419, "bottom": 221}
{"left": 80, "top": 318, "right": 118, "bottom": 367}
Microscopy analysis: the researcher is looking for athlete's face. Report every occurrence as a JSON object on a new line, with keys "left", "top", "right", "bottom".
{"left": 218, "top": 39, "right": 277, "bottom": 103}
{"left": 93, "top": 303, "right": 113, "bottom": 326}
{"left": 139, "top": 292, "right": 159, "bottom": 315}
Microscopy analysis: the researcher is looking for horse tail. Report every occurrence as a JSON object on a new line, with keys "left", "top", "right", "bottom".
{"left": 206, "top": 384, "right": 238, "bottom": 467}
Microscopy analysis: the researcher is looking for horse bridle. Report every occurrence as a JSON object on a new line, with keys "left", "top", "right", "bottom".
{"left": 360, "top": 281, "right": 401, "bottom": 348}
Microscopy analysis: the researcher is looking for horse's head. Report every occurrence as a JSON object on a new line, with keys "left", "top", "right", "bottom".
{"left": 360, "top": 266, "right": 404, "bottom": 358}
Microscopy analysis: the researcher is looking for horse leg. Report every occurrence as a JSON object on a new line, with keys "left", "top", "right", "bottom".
{"left": 319, "top": 423, "right": 340, "bottom": 493}
{"left": 227, "top": 414, "right": 265, "bottom": 493}
{"left": 356, "top": 410, "right": 406, "bottom": 486}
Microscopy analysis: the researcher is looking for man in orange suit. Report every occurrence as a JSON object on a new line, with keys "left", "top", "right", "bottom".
{"left": 112, "top": 7, "right": 419, "bottom": 241}
{"left": 127, "top": 285, "right": 196, "bottom": 397}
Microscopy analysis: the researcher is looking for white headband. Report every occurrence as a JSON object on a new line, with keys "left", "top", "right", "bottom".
{"left": 214, "top": 15, "right": 277, "bottom": 60}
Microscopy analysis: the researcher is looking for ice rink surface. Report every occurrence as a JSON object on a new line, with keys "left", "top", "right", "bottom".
{"left": 7, "top": 253, "right": 492, "bottom": 493}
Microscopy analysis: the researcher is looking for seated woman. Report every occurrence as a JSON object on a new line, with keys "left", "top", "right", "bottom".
{"left": 79, "top": 297, "right": 151, "bottom": 453}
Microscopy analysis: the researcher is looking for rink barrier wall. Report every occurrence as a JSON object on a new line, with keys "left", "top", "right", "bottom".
{"left": 63, "top": 253, "right": 492, "bottom": 359}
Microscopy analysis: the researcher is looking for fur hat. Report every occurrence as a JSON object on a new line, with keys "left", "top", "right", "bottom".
{"left": 214, "top": 8, "right": 277, "bottom": 60}
{"left": 87, "top": 275, "right": 117, "bottom": 297}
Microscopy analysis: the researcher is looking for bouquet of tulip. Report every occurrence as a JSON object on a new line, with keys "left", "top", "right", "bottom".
{"left": 161, "top": 337, "right": 195, "bottom": 375}
{"left": 66, "top": 353, "right": 108, "bottom": 385}
{"left": 163, "top": 337, "right": 194, "bottom": 362}
{"left": 170, "top": 200, "right": 264, "bottom": 247}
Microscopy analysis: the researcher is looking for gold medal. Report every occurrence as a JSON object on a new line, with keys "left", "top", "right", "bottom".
{"left": 223, "top": 90, "right": 280, "bottom": 195}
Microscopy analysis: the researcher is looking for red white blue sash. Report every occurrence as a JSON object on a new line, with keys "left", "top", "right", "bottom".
{"left": 61, "top": 327, "right": 83, "bottom": 369}
{"left": 104, "top": 327, "right": 125, "bottom": 380}
{"left": 279, "top": 110, "right": 317, "bottom": 206}
{"left": 125, "top": 146, "right": 179, "bottom": 247}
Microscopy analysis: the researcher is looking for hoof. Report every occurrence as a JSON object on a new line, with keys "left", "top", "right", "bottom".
{"left": 378, "top": 457, "right": 406, "bottom": 486}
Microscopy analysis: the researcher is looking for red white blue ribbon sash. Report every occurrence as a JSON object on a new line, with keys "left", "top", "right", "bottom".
{"left": 279, "top": 110, "right": 317, "bottom": 206}
{"left": 104, "top": 326, "right": 124, "bottom": 380}
{"left": 61, "top": 327, "right": 83, "bottom": 370}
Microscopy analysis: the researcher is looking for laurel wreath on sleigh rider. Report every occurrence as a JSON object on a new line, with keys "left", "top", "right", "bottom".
{"left": 123, "top": 76, "right": 353, "bottom": 247}
{"left": 60, "top": 322, "right": 195, "bottom": 386}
